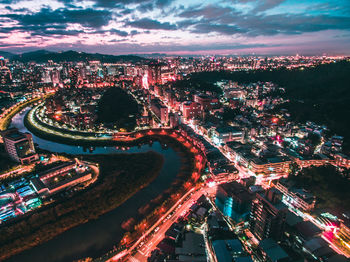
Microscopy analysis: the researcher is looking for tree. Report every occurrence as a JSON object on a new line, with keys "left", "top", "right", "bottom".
{"left": 97, "top": 87, "right": 140, "bottom": 131}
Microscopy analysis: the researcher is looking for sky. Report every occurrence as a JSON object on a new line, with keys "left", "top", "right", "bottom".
{"left": 0, "top": 0, "right": 349, "bottom": 55}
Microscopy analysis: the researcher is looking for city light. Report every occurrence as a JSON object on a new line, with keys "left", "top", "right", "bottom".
{"left": 0, "top": 20, "right": 348, "bottom": 261}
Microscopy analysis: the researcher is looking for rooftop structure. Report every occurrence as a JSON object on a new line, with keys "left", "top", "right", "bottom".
{"left": 30, "top": 161, "right": 92, "bottom": 196}
{"left": 212, "top": 239, "right": 245, "bottom": 262}
{"left": 1, "top": 128, "right": 38, "bottom": 164}
{"left": 175, "top": 232, "right": 207, "bottom": 261}
{"left": 258, "top": 238, "right": 290, "bottom": 262}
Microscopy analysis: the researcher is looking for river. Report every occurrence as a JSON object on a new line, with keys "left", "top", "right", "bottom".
{"left": 6, "top": 108, "right": 181, "bottom": 262}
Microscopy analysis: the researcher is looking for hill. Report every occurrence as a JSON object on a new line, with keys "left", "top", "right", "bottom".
{"left": 97, "top": 87, "right": 140, "bottom": 131}
{"left": 9, "top": 50, "right": 148, "bottom": 63}
{"left": 289, "top": 165, "right": 350, "bottom": 211}
{"left": 0, "top": 51, "right": 15, "bottom": 59}
{"left": 186, "top": 60, "right": 350, "bottom": 152}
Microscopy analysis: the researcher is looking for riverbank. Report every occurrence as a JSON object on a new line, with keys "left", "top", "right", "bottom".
{"left": 24, "top": 105, "right": 111, "bottom": 143}
{"left": 0, "top": 95, "right": 50, "bottom": 131}
{"left": 24, "top": 106, "right": 194, "bottom": 155}
{"left": 24, "top": 106, "right": 172, "bottom": 147}
{"left": 0, "top": 152, "right": 164, "bottom": 261}
{"left": 7, "top": 107, "right": 205, "bottom": 261}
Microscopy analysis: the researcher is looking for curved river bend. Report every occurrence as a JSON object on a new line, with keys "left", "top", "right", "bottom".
{"left": 6, "top": 108, "right": 181, "bottom": 262}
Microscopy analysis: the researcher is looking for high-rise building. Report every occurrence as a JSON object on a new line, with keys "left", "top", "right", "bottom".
{"left": 169, "top": 112, "right": 180, "bottom": 128}
{"left": 148, "top": 63, "right": 161, "bottom": 85}
{"left": 0, "top": 66, "right": 12, "bottom": 84}
{"left": 215, "top": 181, "right": 254, "bottom": 222}
{"left": 249, "top": 188, "right": 288, "bottom": 241}
{"left": 1, "top": 128, "right": 39, "bottom": 164}
{"left": 151, "top": 99, "right": 168, "bottom": 125}
{"left": 0, "top": 56, "right": 6, "bottom": 67}
{"left": 51, "top": 69, "right": 60, "bottom": 85}
{"left": 42, "top": 70, "right": 51, "bottom": 83}
{"left": 181, "top": 101, "right": 202, "bottom": 120}
{"left": 193, "top": 93, "right": 213, "bottom": 110}
{"left": 154, "top": 85, "right": 163, "bottom": 97}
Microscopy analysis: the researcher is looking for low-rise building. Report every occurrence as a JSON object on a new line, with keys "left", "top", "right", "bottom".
{"left": 249, "top": 156, "right": 291, "bottom": 176}
{"left": 258, "top": 238, "right": 290, "bottom": 262}
{"left": 274, "top": 179, "right": 316, "bottom": 211}
{"left": 30, "top": 161, "right": 92, "bottom": 196}
{"left": 212, "top": 239, "right": 246, "bottom": 262}
{"left": 175, "top": 232, "right": 207, "bottom": 261}
{"left": 334, "top": 153, "right": 350, "bottom": 169}
{"left": 212, "top": 126, "right": 244, "bottom": 145}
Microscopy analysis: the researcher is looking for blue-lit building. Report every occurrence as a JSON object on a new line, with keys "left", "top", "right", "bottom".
{"left": 215, "top": 181, "right": 254, "bottom": 223}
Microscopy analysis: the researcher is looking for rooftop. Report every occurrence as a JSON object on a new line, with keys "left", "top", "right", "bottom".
{"left": 259, "top": 238, "right": 289, "bottom": 261}
{"left": 215, "top": 126, "right": 243, "bottom": 134}
{"left": 212, "top": 239, "right": 243, "bottom": 262}
{"left": 175, "top": 232, "right": 206, "bottom": 259}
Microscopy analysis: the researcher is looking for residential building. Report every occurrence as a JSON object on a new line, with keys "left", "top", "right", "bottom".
{"left": 1, "top": 128, "right": 38, "bottom": 164}
{"left": 150, "top": 98, "right": 168, "bottom": 124}
{"left": 249, "top": 188, "right": 288, "bottom": 241}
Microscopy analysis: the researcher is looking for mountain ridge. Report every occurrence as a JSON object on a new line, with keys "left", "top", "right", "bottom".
{"left": 0, "top": 50, "right": 149, "bottom": 63}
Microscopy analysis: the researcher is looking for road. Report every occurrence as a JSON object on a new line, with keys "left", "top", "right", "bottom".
{"left": 0, "top": 154, "right": 71, "bottom": 181}
{"left": 0, "top": 165, "right": 34, "bottom": 180}
{"left": 107, "top": 186, "right": 217, "bottom": 262}
{"left": 0, "top": 92, "right": 53, "bottom": 133}
{"left": 131, "top": 189, "right": 204, "bottom": 262}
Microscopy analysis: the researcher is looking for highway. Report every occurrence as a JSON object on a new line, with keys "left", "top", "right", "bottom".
{"left": 108, "top": 185, "right": 217, "bottom": 262}
{"left": 107, "top": 91, "right": 251, "bottom": 262}
{"left": 131, "top": 189, "right": 204, "bottom": 261}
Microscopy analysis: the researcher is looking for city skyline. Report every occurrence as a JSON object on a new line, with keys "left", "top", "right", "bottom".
{"left": 1, "top": 0, "right": 350, "bottom": 261}
{"left": 0, "top": 0, "right": 350, "bottom": 55}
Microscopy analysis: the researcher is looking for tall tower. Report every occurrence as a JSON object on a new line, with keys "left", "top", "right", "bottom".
{"left": 249, "top": 188, "right": 288, "bottom": 241}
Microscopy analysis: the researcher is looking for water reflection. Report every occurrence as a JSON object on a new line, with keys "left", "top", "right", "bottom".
{"left": 6, "top": 108, "right": 181, "bottom": 262}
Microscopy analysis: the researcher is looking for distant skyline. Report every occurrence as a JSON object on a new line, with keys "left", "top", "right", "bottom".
{"left": 0, "top": 0, "right": 349, "bottom": 55}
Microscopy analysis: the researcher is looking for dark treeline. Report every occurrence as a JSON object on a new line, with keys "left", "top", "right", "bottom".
{"left": 172, "top": 77, "right": 223, "bottom": 94}
{"left": 97, "top": 87, "right": 140, "bottom": 131}
{"left": 289, "top": 165, "right": 350, "bottom": 212}
{"left": 187, "top": 61, "right": 350, "bottom": 152}
{"left": 0, "top": 144, "right": 16, "bottom": 173}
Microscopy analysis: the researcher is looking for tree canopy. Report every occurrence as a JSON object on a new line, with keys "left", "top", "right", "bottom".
{"left": 184, "top": 61, "right": 350, "bottom": 152}
{"left": 97, "top": 87, "right": 140, "bottom": 131}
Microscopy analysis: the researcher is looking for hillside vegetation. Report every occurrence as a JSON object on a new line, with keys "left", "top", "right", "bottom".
{"left": 97, "top": 87, "right": 140, "bottom": 131}
{"left": 187, "top": 61, "right": 350, "bottom": 152}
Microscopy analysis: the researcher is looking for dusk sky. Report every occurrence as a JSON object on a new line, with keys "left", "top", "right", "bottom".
{"left": 0, "top": 0, "right": 350, "bottom": 55}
